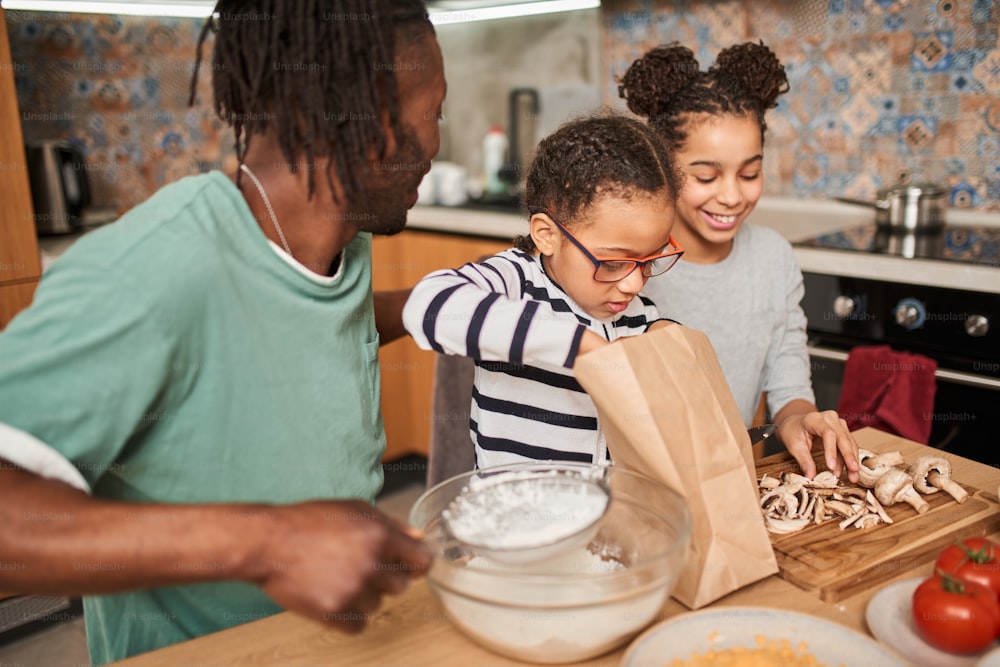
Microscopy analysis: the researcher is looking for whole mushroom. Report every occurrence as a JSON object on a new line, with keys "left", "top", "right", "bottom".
{"left": 857, "top": 449, "right": 905, "bottom": 488}
{"left": 874, "top": 468, "right": 930, "bottom": 514}
{"left": 908, "top": 455, "right": 969, "bottom": 504}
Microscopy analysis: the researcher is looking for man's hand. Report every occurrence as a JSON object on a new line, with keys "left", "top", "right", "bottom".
{"left": 253, "top": 500, "right": 432, "bottom": 632}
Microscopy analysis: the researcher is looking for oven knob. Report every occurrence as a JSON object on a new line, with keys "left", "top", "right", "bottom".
{"left": 965, "top": 314, "right": 989, "bottom": 337}
{"left": 833, "top": 295, "right": 856, "bottom": 318}
{"left": 894, "top": 298, "right": 926, "bottom": 330}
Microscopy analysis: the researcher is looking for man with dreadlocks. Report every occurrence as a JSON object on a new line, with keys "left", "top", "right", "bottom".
{"left": 0, "top": 2, "right": 442, "bottom": 663}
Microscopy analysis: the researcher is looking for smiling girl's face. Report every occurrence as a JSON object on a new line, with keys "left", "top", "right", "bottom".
{"left": 674, "top": 113, "right": 764, "bottom": 263}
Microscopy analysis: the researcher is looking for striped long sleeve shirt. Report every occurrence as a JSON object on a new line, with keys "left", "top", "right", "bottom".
{"left": 402, "top": 248, "right": 664, "bottom": 468}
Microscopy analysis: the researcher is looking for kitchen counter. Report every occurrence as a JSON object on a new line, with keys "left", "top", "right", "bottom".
{"left": 408, "top": 202, "right": 529, "bottom": 240}
{"left": 112, "top": 428, "right": 1000, "bottom": 666}
{"left": 408, "top": 197, "right": 1000, "bottom": 293}
{"left": 405, "top": 196, "right": 880, "bottom": 242}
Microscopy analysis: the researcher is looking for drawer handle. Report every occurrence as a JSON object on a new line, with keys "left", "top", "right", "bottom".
{"left": 808, "top": 345, "right": 1000, "bottom": 391}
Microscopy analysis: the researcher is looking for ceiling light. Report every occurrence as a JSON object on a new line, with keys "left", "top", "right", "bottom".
{"left": 429, "top": 0, "right": 599, "bottom": 25}
{"left": 1, "top": 0, "right": 214, "bottom": 17}
{"left": 1, "top": 0, "right": 599, "bottom": 21}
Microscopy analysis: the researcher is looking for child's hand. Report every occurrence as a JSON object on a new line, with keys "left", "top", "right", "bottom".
{"left": 576, "top": 330, "right": 609, "bottom": 358}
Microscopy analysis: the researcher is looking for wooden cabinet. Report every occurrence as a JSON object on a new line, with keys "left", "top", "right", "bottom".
{"left": 372, "top": 229, "right": 509, "bottom": 461}
{"left": 0, "top": 7, "right": 40, "bottom": 329}
{"left": 0, "top": 282, "right": 39, "bottom": 328}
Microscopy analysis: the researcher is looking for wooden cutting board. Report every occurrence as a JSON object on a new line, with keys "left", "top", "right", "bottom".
{"left": 756, "top": 450, "right": 1000, "bottom": 603}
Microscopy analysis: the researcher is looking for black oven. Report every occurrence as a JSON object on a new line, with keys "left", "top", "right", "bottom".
{"left": 796, "top": 223, "right": 1000, "bottom": 467}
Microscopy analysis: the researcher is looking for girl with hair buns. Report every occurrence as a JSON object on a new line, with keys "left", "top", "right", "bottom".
{"left": 619, "top": 41, "right": 860, "bottom": 484}
{"left": 404, "top": 113, "right": 683, "bottom": 469}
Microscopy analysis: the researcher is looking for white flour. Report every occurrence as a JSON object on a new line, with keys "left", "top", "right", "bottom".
{"left": 442, "top": 470, "right": 609, "bottom": 551}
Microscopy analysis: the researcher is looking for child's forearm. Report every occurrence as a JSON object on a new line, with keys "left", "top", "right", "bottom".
{"left": 574, "top": 329, "right": 609, "bottom": 360}
{"left": 403, "top": 273, "right": 585, "bottom": 369}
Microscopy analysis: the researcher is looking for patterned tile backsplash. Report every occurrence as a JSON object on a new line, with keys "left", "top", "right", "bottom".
{"left": 603, "top": 0, "right": 1000, "bottom": 211}
{"left": 8, "top": 11, "right": 230, "bottom": 215}
{"left": 7, "top": 1, "right": 999, "bottom": 214}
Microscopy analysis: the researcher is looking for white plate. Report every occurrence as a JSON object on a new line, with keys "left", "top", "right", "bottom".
{"left": 866, "top": 577, "right": 1000, "bottom": 667}
{"left": 980, "top": 646, "right": 1000, "bottom": 667}
{"left": 622, "top": 606, "right": 905, "bottom": 667}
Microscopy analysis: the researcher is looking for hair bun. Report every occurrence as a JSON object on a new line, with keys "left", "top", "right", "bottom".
{"left": 617, "top": 43, "right": 700, "bottom": 118}
{"left": 711, "top": 41, "right": 789, "bottom": 109}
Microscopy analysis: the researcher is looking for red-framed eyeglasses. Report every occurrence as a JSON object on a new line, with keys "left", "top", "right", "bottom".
{"left": 530, "top": 207, "right": 684, "bottom": 283}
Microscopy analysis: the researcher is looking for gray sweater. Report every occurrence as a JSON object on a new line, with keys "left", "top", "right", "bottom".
{"left": 642, "top": 223, "right": 815, "bottom": 425}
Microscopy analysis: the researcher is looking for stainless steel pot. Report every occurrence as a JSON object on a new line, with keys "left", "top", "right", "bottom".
{"left": 836, "top": 183, "right": 946, "bottom": 233}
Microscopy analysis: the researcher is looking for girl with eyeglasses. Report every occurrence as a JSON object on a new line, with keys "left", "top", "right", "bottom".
{"left": 403, "top": 113, "right": 683, "bottom": 468}
{"left": 618, "top": 41, "right": 860, "bottom": 483}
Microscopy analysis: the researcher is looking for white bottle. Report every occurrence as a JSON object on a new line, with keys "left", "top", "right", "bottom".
{"left": 482, "top": 125, "right": 508, "bottom": 196}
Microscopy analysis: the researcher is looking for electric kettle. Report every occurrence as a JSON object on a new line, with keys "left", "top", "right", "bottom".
{"left": 24, "top": 140, "right": 91, "bottom": 235}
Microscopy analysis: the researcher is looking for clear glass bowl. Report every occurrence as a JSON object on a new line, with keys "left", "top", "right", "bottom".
{"left": 409, "top": 462, "right": 692, "bottom": 664}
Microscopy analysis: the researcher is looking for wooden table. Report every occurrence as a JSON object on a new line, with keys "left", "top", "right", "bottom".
{"left": 114, "top": 428, "right": 1000, "bottom": 666}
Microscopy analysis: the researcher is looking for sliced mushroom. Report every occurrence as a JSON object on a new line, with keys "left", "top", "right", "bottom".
{"left": 782, "top": 472, "right": 812, "bottom": 486}
{"left": 782, "top": 492, "right": 800, "bottom": 518}
{"left": 908, "top": 455, "right": 969, "bottom": 504}
{"left": 813, "top": 496, "right": 825, "bottom": 524}
{"left": 874, "top": 468, "right": 930, "bottom": 514}
{"left": 765, "top": 516, "right": 811, "bottom": 534}
{"left": 760, "top": 486, "right": 788, "bottom": 507}
{"left": 823, "top": 499, "right": 857, "bottom": 518}
{"left": 802, "top": 493, "right": 817, "bottom": 520}
{"left": 837, "top": 487, "right": 869, "bottom": 500}
{"left": 759, "top": 475, "right": 781, "bottom": 490}
{"left": 839, "top": 509, "right": 866, "bottom": 530}
{"left": 865, "top": 490, "right": 894, "bottom": 524}
{"left": 810, "top": 471, "right": 841, "bottom": 488}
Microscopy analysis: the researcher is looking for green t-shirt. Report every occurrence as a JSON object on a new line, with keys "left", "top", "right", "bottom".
{"left": 0, "top": 171, "right": 386, "bottom": 664}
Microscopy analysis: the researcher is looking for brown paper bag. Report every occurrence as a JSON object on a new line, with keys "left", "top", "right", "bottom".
{"left": 574, "top": 325, "right": 777, "bottom": 609}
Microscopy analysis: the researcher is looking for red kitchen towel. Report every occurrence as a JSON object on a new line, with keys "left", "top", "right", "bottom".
{"left": 837, "top": 344, "right": 938, "bottom": 444}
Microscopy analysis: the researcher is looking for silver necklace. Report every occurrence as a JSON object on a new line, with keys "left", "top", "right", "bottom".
{"left": 239, "top": 163, "right": 292, "bottom": 257}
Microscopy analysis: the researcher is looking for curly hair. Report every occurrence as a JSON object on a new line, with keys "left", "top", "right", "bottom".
{"left": 617, "top": 41, "right": 789, "bottom": 153}
{"left": 513, "top": 113, "right": 681, "bottom": 252}
{"left": 190, "top": 0, "right": 433, "bottom": 202}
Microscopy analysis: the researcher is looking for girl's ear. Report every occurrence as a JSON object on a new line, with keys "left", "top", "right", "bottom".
{"left": 530, "top": 212, "right": 559, "bottom": 256}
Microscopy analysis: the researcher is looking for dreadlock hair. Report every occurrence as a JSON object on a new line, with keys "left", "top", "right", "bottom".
{"left": 190, "top": 0, "right": 434, "bottom": 202}
{"left": 617, "top": 41, "right": 789, "bottom": 153}
{"left": 513, "top": 112, "right": 681, "bottom": 252}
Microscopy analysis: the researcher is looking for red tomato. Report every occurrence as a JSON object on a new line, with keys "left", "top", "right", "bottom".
{"left": 936, "top": 537, "right": 1000, "bottom": 598}
{"left": 912, "top": 573, "right": 1000, "bottom": 654}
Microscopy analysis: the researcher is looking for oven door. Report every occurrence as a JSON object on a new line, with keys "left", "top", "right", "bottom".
{"left": 809, "top": 344, "right": 1000, "bottom": 466}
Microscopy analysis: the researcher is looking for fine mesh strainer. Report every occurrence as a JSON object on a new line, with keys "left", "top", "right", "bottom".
{"left": 438, "top": 466, "right": 611, "bottom": 566}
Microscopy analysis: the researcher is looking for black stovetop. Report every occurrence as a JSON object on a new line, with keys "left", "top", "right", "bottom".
{"left": 794, "top": 224, "right": 1000, "bottom": 267}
